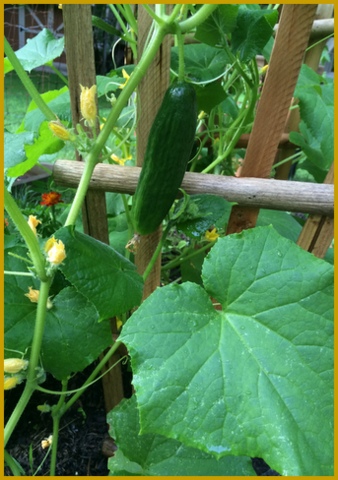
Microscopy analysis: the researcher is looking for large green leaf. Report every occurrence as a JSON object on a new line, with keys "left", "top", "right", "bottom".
{"left": 4, "top": 28, "right": 64, "bottom": 74}
{"left": 41, "top": 287, "right": 111, "bottom": 379}
{"left": 107, "top": 395, "right": 255, "bottom": 476}
{"left": 171, "top": 44, "right": 231, "bottom": 84}
{"left": 55, "top": 227, "right": 143, "bottom": 319}
{"left": 120, "top": 226, "right": 333, "bottom": 476}
{"left": 4, "top": 249, "right": 112, "bottom": 380}
{"left": 231, "top": 6, "right": 278, "bottom": 62}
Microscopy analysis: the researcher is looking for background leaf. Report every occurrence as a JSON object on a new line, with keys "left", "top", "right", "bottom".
{"left": 171, "top": 44, "right": 231, "bottom": 84}
{"left": 194, "top": 5, "right": 239, "bottom": 46}
{"left": 4, "top": 131, "right": 34, "bottom": 170}
{"left": 120, "top": 227, "right": 333, "bottom": 475}
{"left": 55, "top": 227, "right": 143, "bottom": 319}
{"left": 4, "top": 28, "right": 64, "bottom": 74}
{"left": 231, "top": 6, "right": 278, "bottom": 62}
{"left": 6, "top": 122, "right": 63, "bottom": 178}
{"left": 107, "top": 395, "right": 255, "bottom": 476}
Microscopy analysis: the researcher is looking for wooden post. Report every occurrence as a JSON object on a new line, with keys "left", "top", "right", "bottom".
{"left": 135, "top": 6, "right": 172, "bottom": 299}
{"left": 226, "top": 4, "right": 318, "bottom": 234}
{"left": 297, "top": 164, "right": 334, "bottom": 258}
{"left": 63, "top": 5, "right": 124, "bottom": 412}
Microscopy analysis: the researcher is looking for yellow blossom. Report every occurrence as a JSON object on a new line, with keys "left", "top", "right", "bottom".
{"left": 111, "top": 153, "right": 132, "bottom": 165}
{"left": 45, "top": 237, "right": 66, "bottom": 265}
{"left": 119, "top": 69, "right": 130, "bottom": 89}
{"left": 24, "top": 287, "right": 53, "bottom": 309}
{"left": 205, "top": 228, "right": 219, "bottom": 242}
{"left": 41, "top": 435, "right": 53, "bottom": 449}
{"left": 27, "top": 215, "right": 41, "bottom": 236}
{"left": 24, "top": 286, "right": 40, "bottom": 303}
{"left": 80, "top": 84, "right": 97, "bottom": 126}
{"left": 4, "top": 375, "right": 22, "bottom": 390}
{"left": 4, "top": 358, "right": 28, "bottom": 374}
{"left": 198, "top": 110, "right": 207, "bottom": 120}
{"left": 48, "top": 120, "right": 73, "bottom": 141}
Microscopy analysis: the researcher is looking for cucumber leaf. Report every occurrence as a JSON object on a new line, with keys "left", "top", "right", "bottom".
{"left": 54, "top": 226, "right": 143, "bottom": 319}
{"left": 107, "top": 395, "right": 255, "bottom": 476}
{"left": 120, "top": 226, "right": 333, "bottom": 476}
{"left": 4, "top": 28, "right": 64, "bottom": 74}
{"left": 231, "top": 6, "right": 278, "bottom": 62}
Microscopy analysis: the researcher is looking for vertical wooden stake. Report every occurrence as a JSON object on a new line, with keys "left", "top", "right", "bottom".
{"left": 226, "top": 5, "right": 317, "bottom": 235}
{"left": 135, "top": 6, "right": 171, "bottom": 299}
{"left": 63, "top": 5, "right": 124, "bottom": 411}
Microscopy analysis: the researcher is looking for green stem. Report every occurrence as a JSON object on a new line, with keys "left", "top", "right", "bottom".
{"left": 4, "top": 37, "right": 55, "bottom": 121}
{"left": 65, "top": 22, "right": 170, "bottom": 227}
{"left": 176, "top": 26, "right": 185, "bottom": 81}
{"left": 49, "top": 380, "right": 68, "bottom": 476}
{"left": 46, "top": 61, "right": 68, "bottom": 86}
{"left": 179, "top": 4, "right": 218, "bottom": 33}
{"left": 4, "top": 278, "right": 52, "bottom": 447}
{"left": 63, "top": 341, "right": 122, "bottom": 413}
{"left": 162, "top": 240, "right": 216, "bottom": 272}
{"left": 4, "top": 450, "right": 25, "bottom": 476}
{"left": 4, "top": 189, "right": 48, "bottom": 281}
{"left": 142, "top": 223, "right": 171, "bottom": 282}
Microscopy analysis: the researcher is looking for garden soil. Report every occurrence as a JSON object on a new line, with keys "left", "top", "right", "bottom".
{"left": 5, "top": 364, "right": 280, "bottom": 476}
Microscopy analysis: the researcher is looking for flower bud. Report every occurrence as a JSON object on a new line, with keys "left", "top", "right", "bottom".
{"left": 27, "top": 215, "right": 41, "bottom": 236}
{"left": 4, "top": 358, "right": 28, "bottom": 374}
{"left": 4, "top": 375, "right": 23, "bottom": 390}
{"left": 48, "top": 121, "right": 74, "bottom": 141}
{"left": 80, "top": 84, "right": 97, "bottom": 126}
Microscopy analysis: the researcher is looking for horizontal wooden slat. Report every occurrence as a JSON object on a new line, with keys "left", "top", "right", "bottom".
{"left": 53, "top": 159, "right": 333, "bottom": 217}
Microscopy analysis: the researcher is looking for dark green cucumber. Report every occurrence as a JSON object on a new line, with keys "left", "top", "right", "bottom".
{"left": 132, "top": 81, "right": 197, "bottom": 235}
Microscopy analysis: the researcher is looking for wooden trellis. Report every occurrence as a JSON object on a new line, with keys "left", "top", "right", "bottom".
{"left": 57, "top": 5, "right": 334, "bottom": 411}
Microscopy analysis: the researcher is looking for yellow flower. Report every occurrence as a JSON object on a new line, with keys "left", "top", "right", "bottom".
{"left": 41, "top": 435, "right": 53, "bottom": 449}
{"left": 24, "top": 286, "right": 40, "bottom": 303}
{"left": 27, "top": 215, "right": 41, "bottom": 236}
{"left": 198, "top": 110, "right": 207, "bottom": 120}
{"left": 24, "top": 287, "right": 53, "bottom": 309}
{"left": 4, "top": 358, "right": 28, "bottom": 374}
{"left": 80, "top": 84, "right": 97, "bottom": 126}
{"left": 259, "top": 64, "right": 269, "bottom": 76}
{"left": 111, "top": 153, "right": 132, "bottom": 165}
{"left": 45, "top": 237, "right": 66, "bottom": 265}
{"left": 48, "top": 120, "right": 74, "bottom": 141}
{"left": 205, "top": 228, "right": 219, "bottom": 242}
{"left": 4, "top": 375, "right": 22, "bottom": 390}
{"left": 119, "top": 69, "right": 130, "bottom": 89}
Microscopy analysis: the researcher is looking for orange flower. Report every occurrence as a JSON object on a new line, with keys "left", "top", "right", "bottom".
{"left": 40, "top": 192, "right": 63, "bottom": 206}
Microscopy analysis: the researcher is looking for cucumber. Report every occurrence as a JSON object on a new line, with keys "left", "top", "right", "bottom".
{"left": 132, "top": 81, "right": 197, "bottom": 235}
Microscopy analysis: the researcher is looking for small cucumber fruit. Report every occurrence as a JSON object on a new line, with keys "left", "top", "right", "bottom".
{"left": 132, "top": 81, "right": 197, "bottom": 235}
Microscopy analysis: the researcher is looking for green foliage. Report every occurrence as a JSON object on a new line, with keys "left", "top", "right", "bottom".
{"left": 4, "top": 29, "right": 64, "bottom": 74}
{"left": 54, "top": 227, "right": 143, "bottom": 319}
{"left": 120, "top": 227, "right": 333, "bottom": 476}
{"left": 107, "top": 395, "right": 255, "bottom": 476}
{"left": 290, "top": 65, "right": 333, "bottom": 178}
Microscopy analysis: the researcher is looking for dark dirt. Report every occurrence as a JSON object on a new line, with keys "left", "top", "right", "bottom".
{"left": 5, "top": 365, "right": 280, "bottom": 476}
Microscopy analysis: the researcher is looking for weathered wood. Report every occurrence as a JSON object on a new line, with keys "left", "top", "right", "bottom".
{"left": 52, "top": 160, "right": 333, "bottom": 218}
{"left": 135, "top": 6, "right": 172, "bottom": 299}
{"left": 63, "top": 5, "right": 123, "bottom": 412}
{"left": 226, "top": 4, "right": 318, "bottom": 234}
{"left": 297, "top": 164, "right": 334, "bottom": 258}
